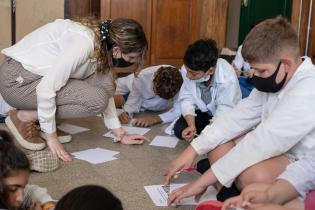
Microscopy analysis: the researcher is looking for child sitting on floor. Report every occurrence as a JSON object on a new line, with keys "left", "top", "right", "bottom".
{"left": 115, "top": 65, "right": 183, "bottom": 127}
{"left": 0, "top": 130, "right": 55, "bottom": 210}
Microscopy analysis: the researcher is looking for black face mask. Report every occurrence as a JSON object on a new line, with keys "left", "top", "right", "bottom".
{"left": 112, "top": 57, "right": 134, "bottom": 68}
{"left": 249, "top": 61, "right": 288, "bottom": 93}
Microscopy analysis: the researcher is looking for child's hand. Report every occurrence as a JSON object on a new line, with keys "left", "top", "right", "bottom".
{"left": 118, "top": 112, "right": 130, "bottom": 124}
{"left": 27, "top": 201, "right": 42, "bottom": 210}
{"left": 167, "top": 181, "right": 207, "bottom": 206}
{"left": 241, "top": 190, "right": 269, "bottom": 208}
{"left": 164, "top": 146, "right": 197, "bottom": 184}
{"left": 182, "top": 126, "right": 196, "bottom": 142}
{"left": 120, "top": 134, "right": 145, "bottom": 145}
{"left": 131, "top": 116, "right": 161, "bottom": 127}
{"left": 222, "top": 195, "right": 243, "bottom": 210}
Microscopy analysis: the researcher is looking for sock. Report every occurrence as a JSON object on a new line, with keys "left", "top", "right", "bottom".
{"left": 196, "top": 158, "right": 211, "bottom": 174}
{"left": 216, "top": 183, "right": 241, "bottom": 202}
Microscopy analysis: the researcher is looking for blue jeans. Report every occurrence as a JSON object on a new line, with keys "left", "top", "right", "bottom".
{"left": 239, "top": 76, "right": 253, "bottom": 98}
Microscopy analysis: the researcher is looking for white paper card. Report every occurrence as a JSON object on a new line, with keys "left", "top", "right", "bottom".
{"left": 57, "top": 123, "right": 90, "bottom": 135}
{"left": 149, "top": 136, "right": 179, "bottom": 148}
{"left": 103, "top": 126, "right": 150, "bottom": 138}
{"left": 72, "top": 148, "right": 119, "bottom": 164}
{"left": 144, "top": 184, "right": 217, "bottom": 206}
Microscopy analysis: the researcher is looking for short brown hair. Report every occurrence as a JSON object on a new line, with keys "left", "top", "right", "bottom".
{"left": 153, "top": 66, "right": 183, "bottom": 99}
{"left": 242, "top": 16, "right": 299, "bottom": 64}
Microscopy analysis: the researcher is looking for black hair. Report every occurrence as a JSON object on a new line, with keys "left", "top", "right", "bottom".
{"left": 55, "top": 185, "right": 123, "bottom": 210}
{"left": 0, "top": 130, "right": 30, "bottom": 208}
{"left": 183, "top": 38, "right": 219, "bottom": 72}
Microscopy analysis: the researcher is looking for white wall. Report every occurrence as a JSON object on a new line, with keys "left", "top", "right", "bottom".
{"left": 226, "top": 0, "right": 242, "bottom": 49}
{"left": 0, "top": 0, "right": 64, "bottom": 62}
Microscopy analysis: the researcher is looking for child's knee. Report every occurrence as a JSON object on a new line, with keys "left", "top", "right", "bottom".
{"left": 237, "top": 169, "right": 274, "bottom": 190}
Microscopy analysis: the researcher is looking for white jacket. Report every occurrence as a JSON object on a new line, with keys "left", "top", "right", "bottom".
{"left": 179, "top": 58, "right": 241, "bottom": 118}
{"left": 278, "top": 148, "right": 315, "bottom": 198}
{"left": 118, "top": 65, "right": 181, "bottom": 123}
{"left": 1, "top": 19, "right": 121, "bottom": 133}
{"left": 191, "top": 57, "right": 315, "bottom": 187}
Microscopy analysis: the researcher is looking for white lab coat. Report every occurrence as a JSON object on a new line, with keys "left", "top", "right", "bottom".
{"left": 119, "top": 65, "right": 182, "bottom": 123}
{"left": 191, "top": 57, "right": 315, "bottom": 187}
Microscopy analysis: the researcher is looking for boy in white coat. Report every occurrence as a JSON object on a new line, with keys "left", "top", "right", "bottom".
{"left": 116, "top": 65, "right": 183, "bottom": 127}
{"left": 164, "top": 17, "right": 315, "bottom": 205}
{"left": 173, "top": 39, "right": 241, "bottom": 141}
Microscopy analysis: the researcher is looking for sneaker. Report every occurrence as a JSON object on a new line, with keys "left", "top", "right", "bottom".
{"left": 5, "top": 110, "right": 46, "bottom": 150}
{"left": 27, "top": 151, "right": 59, "bottom": 172}
{"left": 196, "top": 158, "right": 211, "bottom": 174}
{"left": 40, "top": 128, "right": 72, "bottom": 144}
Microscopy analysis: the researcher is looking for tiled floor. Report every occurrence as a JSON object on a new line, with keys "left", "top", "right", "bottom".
{"left": 1, "top": 115, "right": 203, "bottom": 210}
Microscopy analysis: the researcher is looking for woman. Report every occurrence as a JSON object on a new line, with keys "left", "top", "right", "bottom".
{"left": 0, "top": 18, "right": 148, "bottom": 161}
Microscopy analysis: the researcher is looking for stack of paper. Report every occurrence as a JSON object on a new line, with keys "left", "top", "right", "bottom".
{"left": 103, "top": 126, "right": 150, "bottom": 138}
{"left": 144, "top": 184, "right": 217, "bottom": 206}
{"left": 72, "top": 147, "right": 119, "bottom": 164}
{"left": 149, "top": 136, "right": 179, "bottom": 148}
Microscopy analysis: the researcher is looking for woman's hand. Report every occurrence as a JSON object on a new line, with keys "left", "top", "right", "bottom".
{"left": 27, "top": 201, "right": 42, "bottom": 210}
{"left": 164, "top": 146, "right": 197, "bottom": 184}
{"left": 45, "top": 132, "right": 72, "bottom": 162}
{"left": 120, "top": 134, "right": 146, "bottom": 145}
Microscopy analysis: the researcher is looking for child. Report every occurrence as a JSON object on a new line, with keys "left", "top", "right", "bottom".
{"left": 164, "top": 17, "right": 315, "bottom": 205}
{"left": 222, "top": 148, "right": 315, "bottom": 210}
{"left": 54, "top": 185, "right": 123, "bottom": 210}
{"left": 116, "top": 65, "right": 183, "bottom": 127}
{"left": 173, "top": 39, "right": 241, "bottom": 141}
{"left": 0, "top": 130, "right": 55, "bottom": 210}
{"left": 0, "top": 18, "right": 148, "bottom": 161}
{"left": 232, "top": 45, "right": 254, "bottom": 98}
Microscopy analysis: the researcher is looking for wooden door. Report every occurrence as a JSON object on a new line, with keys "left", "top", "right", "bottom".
{"left": 151, "top": 0, "right": 228, "bottom": 67}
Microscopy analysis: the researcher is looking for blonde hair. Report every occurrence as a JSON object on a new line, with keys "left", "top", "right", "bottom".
{"left": 242, "top": 16, "right": 300, "bottom": 64}
{"left": 77, "top": 17, "right": 147, "bottom": 78}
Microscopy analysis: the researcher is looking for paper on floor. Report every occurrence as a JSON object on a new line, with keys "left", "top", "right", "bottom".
{"left": 149, "top": 136, "right": 179, "bottom": 148}
{"left": 144, "top": 184, "right": 217, "bottom": 206}
{"left": 72, "top": 148, "right": 119, "bottom": 164}
{"left": 57, "top": 123, "right": 90, "bottom": 135}
{"left": 103, "top": 125, "right": 150, "bottom": 138}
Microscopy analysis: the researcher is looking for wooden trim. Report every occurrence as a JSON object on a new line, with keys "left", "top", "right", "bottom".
{"left": 100, "top": 0, "right": 111, "bottom": 20}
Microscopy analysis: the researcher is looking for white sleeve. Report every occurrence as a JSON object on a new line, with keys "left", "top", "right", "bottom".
{"left": 232, "top": 45, "right": 244, "bottom": 70}
{"left": 191, "top": 89, "right": 263, "bottom": 155}
{"left": 103, "top": 97, "right": 121, "bottom": 129}
{"left": 179, "top": 66, "right": 196, "bottom": 116}
{"left": 278, "top": 150, "right": 315, "bottom": 198}
{"left": 211, "top": 78, "right": 315, "bottom": 187}
{"left": 36, "top": 33, "right": 93, "bottom": 133}
{"left": 159, "top": 96, "right": 181, "bottom": 123}
{"left": 122, "top": 77, "right": 144, "bottom": 114}
{"left": 26, "top": 184, "right": 53, "bottom": 204}
{"left": 214, "top": 79, "right": 241, "bottom": 117}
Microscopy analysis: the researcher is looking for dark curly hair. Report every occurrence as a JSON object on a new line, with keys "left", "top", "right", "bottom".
{"left": 184, "top": 38, "right": 218, "bottom": 72}
{"left": 153, "top": 66, "right": 183, "bottom": 100}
